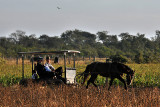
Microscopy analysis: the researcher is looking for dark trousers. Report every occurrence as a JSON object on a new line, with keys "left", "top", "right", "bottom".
{"left": 39, "top": 67, "right": 64, "bottom": 80}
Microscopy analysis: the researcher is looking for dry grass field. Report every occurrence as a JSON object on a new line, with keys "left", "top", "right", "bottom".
{"left": 0, "top": 58, "right": 160, "bottom": 106}
{"left": 0, "top": 83, "right": 159, "bottom": 107}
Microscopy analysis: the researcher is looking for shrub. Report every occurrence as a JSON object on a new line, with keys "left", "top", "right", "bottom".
{"left": 110, "top": 54, "right": 128, "bottom": 63}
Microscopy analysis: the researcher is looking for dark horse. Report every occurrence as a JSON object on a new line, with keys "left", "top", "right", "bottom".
{"left": 82, "top": 62, "right": 135, "bottom": 90}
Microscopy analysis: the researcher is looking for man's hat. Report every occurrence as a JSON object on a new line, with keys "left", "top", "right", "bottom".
{"left": 32, "top": 56, "right": 43, "bottom": 61}
{"left": 46, "top": 56, "right": 50, "bottom": 60}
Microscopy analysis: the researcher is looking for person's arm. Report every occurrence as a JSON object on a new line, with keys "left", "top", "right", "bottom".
{"left": 44, "top": 66, "right": 52, "bottom": 72}
{"left": 48, "top": 64, "right": 55, "bottom": 71}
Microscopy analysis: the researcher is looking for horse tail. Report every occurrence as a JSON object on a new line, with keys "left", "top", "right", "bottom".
{"left": 82, "top": 64, "right": 91, "bottom": 85}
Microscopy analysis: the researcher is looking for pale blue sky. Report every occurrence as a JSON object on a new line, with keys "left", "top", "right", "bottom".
{"left": 0, "top": 0, "right": 160, "bottom": 38}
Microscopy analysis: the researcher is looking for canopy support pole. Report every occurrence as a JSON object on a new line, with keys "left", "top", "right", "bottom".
{"left": 73, "top": 53, "right": 75, "bottom": 68}
{"left": 22, "top": 54, "right": 24, "bottom": 79}
{"left": 31, "top": 55, "right": 34, "bottom": 75}
{"left": 64, "top": 52, "right": 66, "bottom": 83}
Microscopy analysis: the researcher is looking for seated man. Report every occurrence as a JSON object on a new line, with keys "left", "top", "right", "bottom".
{"left": 44, "top": 56, "right": 65, "bottom": 82}
{"left": 35, "top": 56, "right": 65, "bottom": 82}
{"left": 44, "top": 56, "right": 55, "bottom": 72}
{"left": 36, "top": 57, "right": 55, "bottom": 79}
{"left": 32, "top": 57, "right": 44, "bottom": 79}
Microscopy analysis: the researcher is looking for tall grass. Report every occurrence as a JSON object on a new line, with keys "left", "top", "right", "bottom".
{"left": 0, "top": 83, "right": 159, "bottom": 107}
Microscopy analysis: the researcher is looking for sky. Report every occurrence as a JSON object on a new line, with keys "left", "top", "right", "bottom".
{"left": 0, "top": 0, "right": 160, "bottom": 39}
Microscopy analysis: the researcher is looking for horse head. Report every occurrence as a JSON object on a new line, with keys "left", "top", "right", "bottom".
{"left": 118, "top": 63, "right": 135, "bottom": 85}
{"left": 126, "top": 70, "right": 135, "bottom": 85}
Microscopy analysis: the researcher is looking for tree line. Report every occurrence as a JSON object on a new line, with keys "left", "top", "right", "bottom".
{"left": 0, "top": 29, "right": 160, "bottom": 63}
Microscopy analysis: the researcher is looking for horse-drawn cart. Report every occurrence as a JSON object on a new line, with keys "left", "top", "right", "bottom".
{"left": 18, "top": 50, "right": 80, "bottom": 86}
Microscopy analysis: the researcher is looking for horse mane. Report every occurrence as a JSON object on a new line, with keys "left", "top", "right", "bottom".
{"left": 115, "top": 62, "right": 133, "bottom": 74}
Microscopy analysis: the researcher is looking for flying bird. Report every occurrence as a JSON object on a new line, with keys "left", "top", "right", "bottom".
{"left": 57, "top": 7, "right": 61, "bottom": 9}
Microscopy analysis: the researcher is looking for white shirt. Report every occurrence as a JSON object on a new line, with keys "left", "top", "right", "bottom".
{"left": 44, "top": 62, "right": 55, "bottom": 72}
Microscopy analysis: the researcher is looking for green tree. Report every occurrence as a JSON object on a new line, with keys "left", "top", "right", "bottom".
{"left": 61, "top": 29, "right": 96, "bottom": 48}
{"left": 97, "top": 31, "right": 108, "bottom": 43}
{"left": 118, "top": 33, "right": 133, "bottom": 52}
{"left": 9, "top": 30, "right": 26, "bottom": 44}
{"left": 134, "top": 51, "right": 144, "bottom": 64}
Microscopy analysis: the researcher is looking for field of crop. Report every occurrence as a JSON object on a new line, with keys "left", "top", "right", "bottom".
{"left": 0, "top": 58, "right": 160, "bottom": 106}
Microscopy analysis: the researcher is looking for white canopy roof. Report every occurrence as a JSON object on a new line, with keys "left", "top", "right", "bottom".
{"left": 18, "top": 50, "right": 80, "bottom": 55}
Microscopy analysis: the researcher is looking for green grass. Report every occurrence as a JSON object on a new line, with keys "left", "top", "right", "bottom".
{"left": 0, "top": 60, "right": 160, "bottom": 87}
{"left": 129, "top": 64, "right": 160, "bottom": 87}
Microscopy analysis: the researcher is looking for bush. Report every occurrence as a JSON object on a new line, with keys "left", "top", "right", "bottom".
{"left": 110, "top": 54, "right": 128, "bottom": 63}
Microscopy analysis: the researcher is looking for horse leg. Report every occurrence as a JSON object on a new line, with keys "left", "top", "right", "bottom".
{"left": 86, "top": 74, "right": 98, "bottom": 89}
{"left": 117, "top": 76, "right": 127, "bottom": 90}
{"left": 108, "top": 77, "right": 114, "bottom": 90}
{"left": 82, "top": 65, "right": 90, "bottom": 85}
{"left": 91, "top": 75, "right": 98, "bottom": 87}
